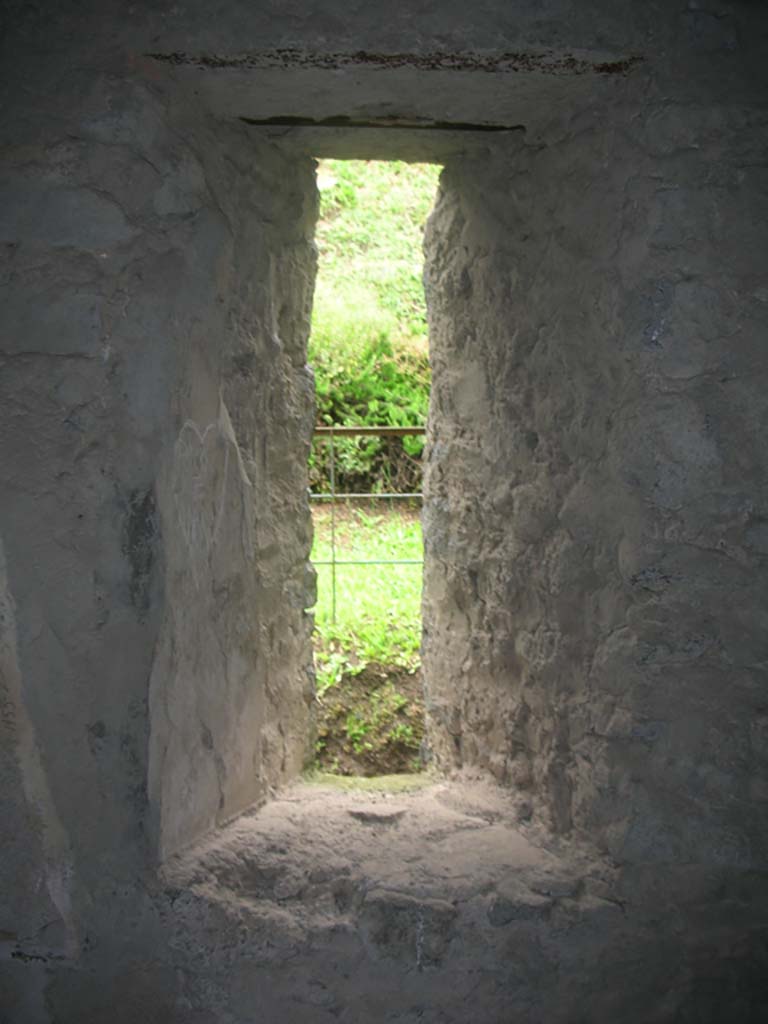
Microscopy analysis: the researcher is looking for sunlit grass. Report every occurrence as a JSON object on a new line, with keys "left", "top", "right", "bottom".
{"left": 310, "top": 505, "right": 422, "bottom": 692}
{"left": 312, "top": 159, "right": 441, "bottom": 351}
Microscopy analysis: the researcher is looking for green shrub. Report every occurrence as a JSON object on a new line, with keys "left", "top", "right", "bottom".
{"left": 309, "top": 159, "right": 439, "bottom": 493}
{"left": 309, "top": 283, "right": 430, "bottom": 492}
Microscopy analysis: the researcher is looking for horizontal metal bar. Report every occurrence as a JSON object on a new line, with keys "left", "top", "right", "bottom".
{"left": 310, "top": 492, "right": 422, "bottom": 500}
{"left": 314, "top": 425, "right": 425, "bottom": 437}
{"left": 312, "top": 559, "right": 423, "bottom": 566}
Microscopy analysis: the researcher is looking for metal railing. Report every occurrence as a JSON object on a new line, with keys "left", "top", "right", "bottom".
{"left": 310, "top": 425, "right": 425, "bottom": 623}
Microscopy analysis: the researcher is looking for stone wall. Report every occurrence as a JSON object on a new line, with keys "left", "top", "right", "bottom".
{"left": 422, "top": 107, "right": 768, "bottom": 866}
{"left": 0, "top": 69, "right": 318, "bottom": 930}
{"left": 144, "top": 112, "right": 318, "bottom": 860}
{"left": 1, "top": 0, "right": 768, "bottom": 1018}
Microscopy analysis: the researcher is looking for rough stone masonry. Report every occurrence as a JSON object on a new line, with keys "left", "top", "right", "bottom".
{"left": 1, "top": 1, "right": 767, "bottom": 1021}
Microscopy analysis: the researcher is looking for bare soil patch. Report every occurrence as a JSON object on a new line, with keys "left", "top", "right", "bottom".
{"left": 315, "top": 663, "right": 425, "bottom": 776}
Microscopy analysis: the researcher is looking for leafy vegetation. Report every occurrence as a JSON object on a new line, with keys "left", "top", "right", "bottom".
{"left": 309, "top": 159, "right": 440, "bottom": 493}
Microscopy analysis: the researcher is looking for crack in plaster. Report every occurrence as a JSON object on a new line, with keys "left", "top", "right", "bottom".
{"left": 146, "top": 48, "right": 645, "bottom": 76}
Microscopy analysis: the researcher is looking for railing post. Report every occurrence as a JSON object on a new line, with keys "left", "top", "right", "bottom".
{"left": 329, "top": 425, "right": 337, "bottom": 624}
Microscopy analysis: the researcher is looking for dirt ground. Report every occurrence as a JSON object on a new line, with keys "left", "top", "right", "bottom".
{"left": 315, "top": 664, "right": 425, "bottom": 775}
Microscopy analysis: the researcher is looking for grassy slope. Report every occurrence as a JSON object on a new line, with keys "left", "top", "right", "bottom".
{"left": 312, "top": 159, "right": 442, "bottom": 353}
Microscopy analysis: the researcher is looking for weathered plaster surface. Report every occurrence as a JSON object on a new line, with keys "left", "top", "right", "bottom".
{"left": 423, "top": 108, "right": 768, "bottom": 866}
{"left": 0, "top": 63, "right": 317, "bottom": 951}
{"left": 144, "top": 116, "right": 318, "bottom": 859}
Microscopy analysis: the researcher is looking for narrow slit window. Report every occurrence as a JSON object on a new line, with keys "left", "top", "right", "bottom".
{"left": 307, "top": 158, "right": 441, "bottom": 779}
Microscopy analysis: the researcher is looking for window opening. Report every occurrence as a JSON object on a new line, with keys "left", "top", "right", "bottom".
{"left": 307, "top": 158, "right": 441, "bottom": 778}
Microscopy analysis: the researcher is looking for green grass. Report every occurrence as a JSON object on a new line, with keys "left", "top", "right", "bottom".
{"left": 314, "top": 159, "right": 442, "bottom": 349}
{"left": 310, "top": 505, "right": 423, "bottom": 692}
